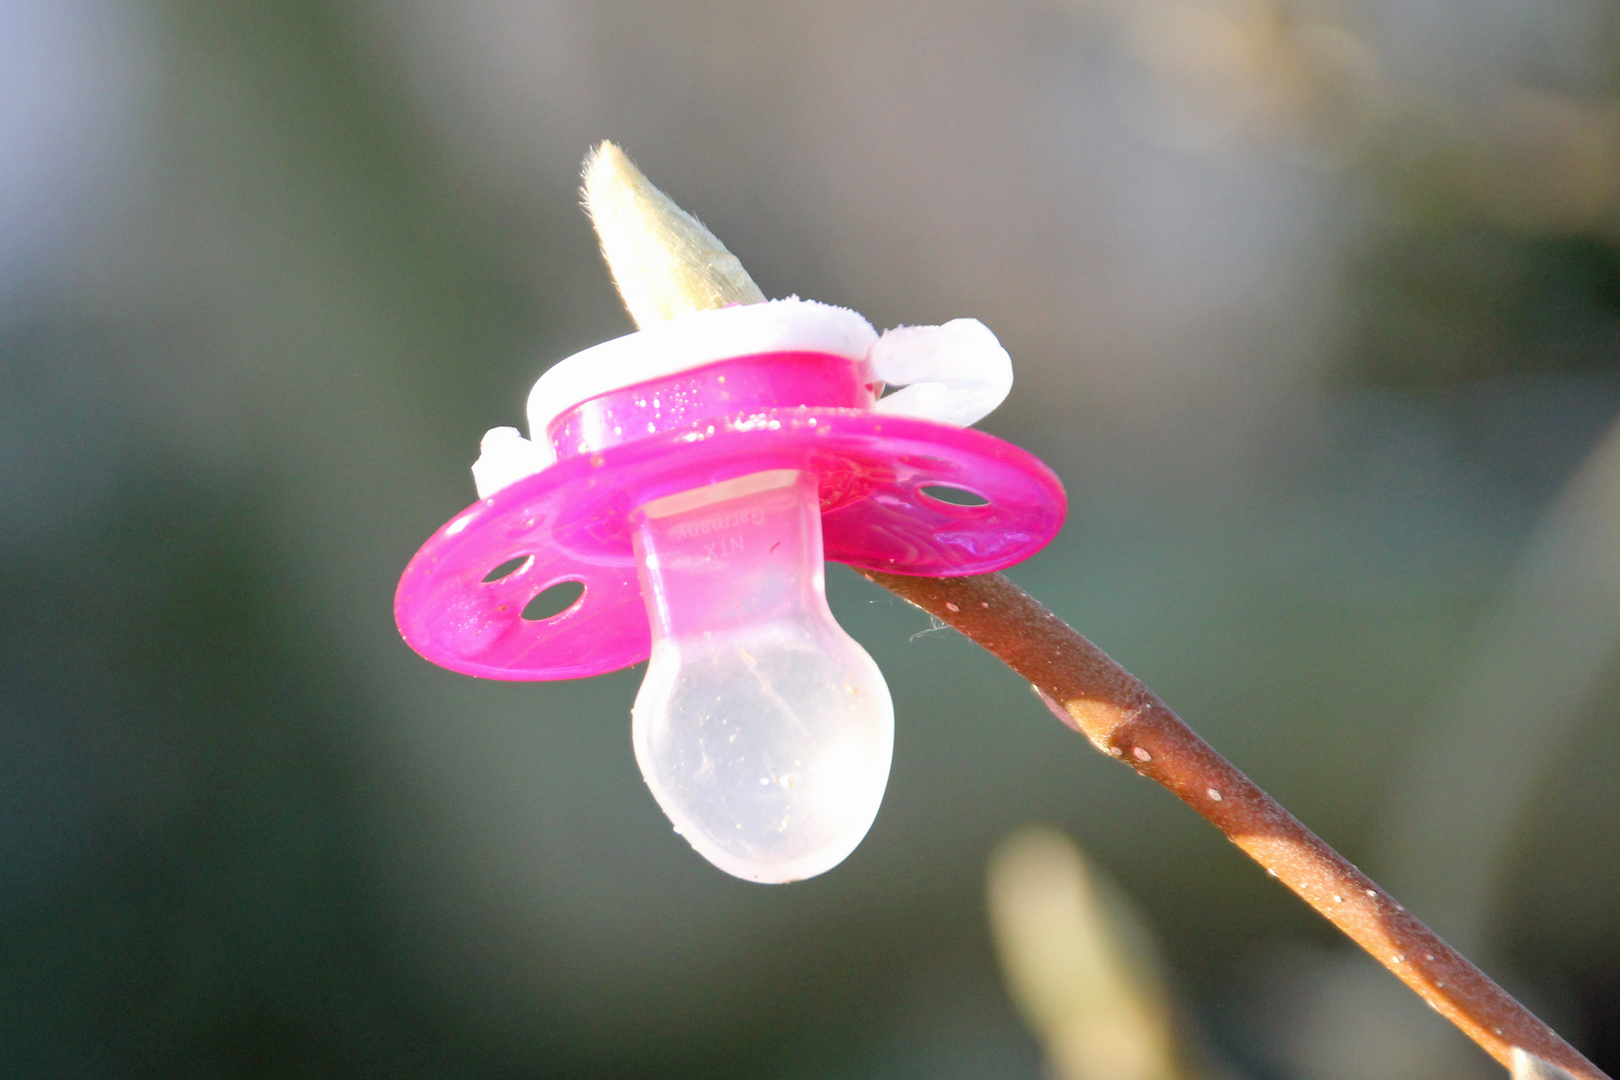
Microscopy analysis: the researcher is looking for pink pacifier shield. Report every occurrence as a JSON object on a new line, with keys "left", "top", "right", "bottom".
{"left": 394, "top": 483, "right": 649, "bottom": 681}
{"left": 395, "top": 409, "right": 1066, "bottom": 681}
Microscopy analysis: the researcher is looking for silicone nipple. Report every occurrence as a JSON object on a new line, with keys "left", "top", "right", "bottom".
{"left": 629, "top": 469, "right": 894, "bottom": 883}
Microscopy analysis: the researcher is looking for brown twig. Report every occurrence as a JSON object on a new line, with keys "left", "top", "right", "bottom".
{"left": 579, "top": 141, "right": 1607, "bottom": 1080}
{"left": 860, "top": 569, "right": 1607, "bottom": 1080}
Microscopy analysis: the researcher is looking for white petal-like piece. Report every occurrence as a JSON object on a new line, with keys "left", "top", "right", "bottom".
{"left": 471, "top": 426, "right": 549, "bottom": 498}
{"left": 870, "top": 318, "right": 1012, "bottom": 427}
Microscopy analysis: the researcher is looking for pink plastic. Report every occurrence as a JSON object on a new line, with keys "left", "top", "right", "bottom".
{"left": 395, "top": 350, "right": 1066, "bottom": 680}
{"left": 547, "top": 351, "right": 871, "bottom": 458}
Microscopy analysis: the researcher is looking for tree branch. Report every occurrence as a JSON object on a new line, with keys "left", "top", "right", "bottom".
{"left": 861, "top": 569, "right": 1604, "bottom": 1080}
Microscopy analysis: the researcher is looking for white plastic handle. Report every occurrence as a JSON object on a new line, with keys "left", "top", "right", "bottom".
{"left": 868, "top": 318, "right": 1013, "bottom": 428}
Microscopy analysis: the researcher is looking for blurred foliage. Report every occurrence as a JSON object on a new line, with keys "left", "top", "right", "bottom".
{"left": 1343, "top": 224, "right": 1620, "bottom": 387}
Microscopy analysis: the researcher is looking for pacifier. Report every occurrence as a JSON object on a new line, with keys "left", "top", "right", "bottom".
{"left": 395, "top": 298, "right": 1066, "bottom": 882}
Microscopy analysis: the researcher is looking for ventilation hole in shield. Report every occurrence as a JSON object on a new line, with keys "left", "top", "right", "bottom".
{"left": 522, "top": 580, "right": 585, "bottom": 621}
{"left": 919, "top": 484, "right": 990, "bottom": 507}
{"left": 483, "top": 555, "right": 533, "bottom": 582}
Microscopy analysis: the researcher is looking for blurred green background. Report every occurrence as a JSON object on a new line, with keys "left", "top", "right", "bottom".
{"left": 2, "top": 0, "right": 1618, "bottom": 1076}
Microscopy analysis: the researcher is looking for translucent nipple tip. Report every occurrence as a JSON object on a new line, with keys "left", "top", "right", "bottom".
{"left": 629, "top": 469, "right": 894, "bottom": 882}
